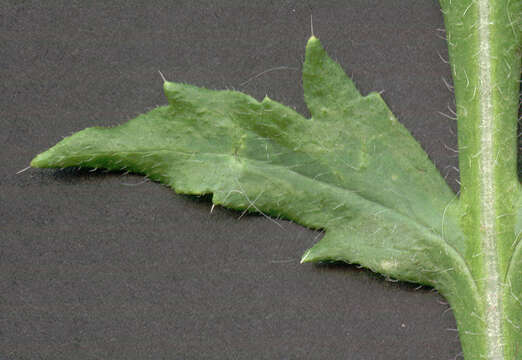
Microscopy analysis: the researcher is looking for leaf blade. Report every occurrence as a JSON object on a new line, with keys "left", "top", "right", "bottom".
{"left": 31, "top": 36, "right": 465, "bottom": 287}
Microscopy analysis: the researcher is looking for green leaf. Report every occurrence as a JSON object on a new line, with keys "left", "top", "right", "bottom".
{"left": 32, "top": 37, "right": 461, "bottom": 285}
{"left": 31, "top": 37, "right": 480, "bottom": 353}
{"left": 31, "top": 28, "right": 521, "bottom": 359}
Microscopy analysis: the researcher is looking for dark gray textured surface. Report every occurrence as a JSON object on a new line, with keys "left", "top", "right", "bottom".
{"left": 2, "top": 1, "right": 463, "bottom": 359}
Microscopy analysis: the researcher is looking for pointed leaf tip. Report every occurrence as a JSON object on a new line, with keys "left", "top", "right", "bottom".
{"left": 163, "top": 80, "right": 174, "bottom": 93}
{"left": 303, "top": 33, "right": 363, "bottom": 118}
{"left": 305, "top": 35, "right": 321, "bottom": 53}
{"left": 30, "top": 151, "right": 51, "bottom": 168}
{"left": 307, "top": 35, "right": 318, "bottom": 43}
{"left": 29, "top": 157, "right": 40, "bottom": 168}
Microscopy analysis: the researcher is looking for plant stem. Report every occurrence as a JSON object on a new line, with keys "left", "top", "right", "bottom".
{"left": 439, "top": 0, "right": 520, "bottom": 359}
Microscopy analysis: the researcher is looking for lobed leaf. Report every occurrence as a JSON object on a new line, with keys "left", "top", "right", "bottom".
{"left": 32, "top": 36, "right": 465, "bottom": 288}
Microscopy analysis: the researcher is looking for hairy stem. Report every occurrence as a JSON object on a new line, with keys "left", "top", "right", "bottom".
{"left": 440, "top": 0, "right": 520, "bottom": 359}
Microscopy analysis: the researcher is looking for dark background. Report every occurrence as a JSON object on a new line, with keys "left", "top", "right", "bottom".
{"left": 1, "top": 1, "right": 465, "bottom": 359}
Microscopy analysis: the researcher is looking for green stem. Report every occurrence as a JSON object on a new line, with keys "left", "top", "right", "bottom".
{"left": 440, "top": 0, "right": 520, "bottom": 359}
